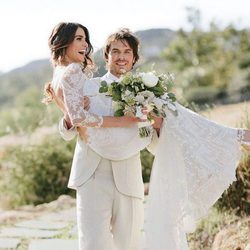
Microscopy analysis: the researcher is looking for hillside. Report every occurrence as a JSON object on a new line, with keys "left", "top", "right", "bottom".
{"left": 0, "top": 59, "right": 52, "bottom": 108}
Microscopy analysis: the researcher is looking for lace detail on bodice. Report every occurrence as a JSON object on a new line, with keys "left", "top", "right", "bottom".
{"left": 61, "top": 63, "right": 103, "bottom": 128}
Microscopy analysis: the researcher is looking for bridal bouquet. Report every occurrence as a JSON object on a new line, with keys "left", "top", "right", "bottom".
{"left": 99, "top": 71, "right": 177, "bottom": 137}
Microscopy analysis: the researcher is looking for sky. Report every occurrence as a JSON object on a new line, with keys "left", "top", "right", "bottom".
{"left": 0, "top": 0, "right": 250, "bottom": 73}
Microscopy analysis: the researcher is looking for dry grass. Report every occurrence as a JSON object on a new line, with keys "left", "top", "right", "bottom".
{"left": 201, "top": 101, "right": 250, "bottom": 127}
{"left": 0, "top": 125, "right": 57, "bottom": 158}
{"left": 188, "top": 208, "right": 250, "bottom": 250}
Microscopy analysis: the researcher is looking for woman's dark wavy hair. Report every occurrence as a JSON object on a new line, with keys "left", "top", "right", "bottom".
{"left": 43, "top": 22, "right": 94, "bottom": 105}
{"left": 48, "top": 22, "right": 94, "bottom": 70}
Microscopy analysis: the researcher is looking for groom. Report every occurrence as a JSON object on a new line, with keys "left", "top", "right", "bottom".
{"left": 59, "top": 28, "right": 162, "bottom": 250}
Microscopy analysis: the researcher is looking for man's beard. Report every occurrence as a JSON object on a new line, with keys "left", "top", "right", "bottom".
{"left": 119, "top": 68, "right": 127, "bottom": 74}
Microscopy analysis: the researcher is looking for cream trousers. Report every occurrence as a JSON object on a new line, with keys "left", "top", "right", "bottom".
{"left": 76, "top": 158, "right": 144, "bottom": 250}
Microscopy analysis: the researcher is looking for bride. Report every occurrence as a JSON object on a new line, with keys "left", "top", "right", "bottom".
{"left": 44, "top": 22, "right": 250, "bottom": 249}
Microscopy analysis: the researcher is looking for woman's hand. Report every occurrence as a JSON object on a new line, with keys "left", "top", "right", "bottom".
{"left": 243, "top": 129, "right": 250, "bottom": 141}
{"left": 82, "top": 96, "right": 90, "bottom": 111}
{"left": 241, "top": 129, "right": 250, "bottom": 151}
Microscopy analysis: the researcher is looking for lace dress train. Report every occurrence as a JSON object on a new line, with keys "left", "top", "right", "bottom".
{"left": 145, "top": 103, "right": 243, "bottom": 250}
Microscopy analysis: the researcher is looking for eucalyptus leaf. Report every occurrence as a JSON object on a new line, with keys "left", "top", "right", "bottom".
{"left": 114, "top": 109, "right": 124, "bottom": 117}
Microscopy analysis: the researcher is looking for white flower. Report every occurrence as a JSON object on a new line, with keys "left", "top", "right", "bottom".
{"left": 153, "top": 97, "right": 164, "bottom": 110}
{"left": 169, "top": 73, "right": 175, "bottom": 81}
{"left": 140, "top": 72, "right": 159, "bottom": 87}
{"left": 144, "top": 103, "right": 154, "bottom": 112}
{"left": 123, "top": 96, "right": 135, "bottom": 105}
{"left": 140, "top": 90, "right": 155, "bottom": 101}
{"left": 125, "top": 90, "right": 132, "bottom": 96}
{"left": 161, "top": 93, "right": 169, "bottom": 99}
{"left": 122, "top": 90, "right": 134, "bottom": 103}
{"left": 135, "top": 94, "right": 145, "bottom": 104}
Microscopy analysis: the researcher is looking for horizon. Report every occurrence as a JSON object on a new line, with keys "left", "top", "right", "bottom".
{"left": 1, "top": 0, "right": 250, "bottom": 73}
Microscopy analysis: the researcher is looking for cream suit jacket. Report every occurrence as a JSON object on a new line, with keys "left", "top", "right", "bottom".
{"left": 59, "top": 72, "right": 159, "bottom": 199}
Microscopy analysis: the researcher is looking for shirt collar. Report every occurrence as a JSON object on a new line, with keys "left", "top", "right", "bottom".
{"left": 106, "top": 71, "right": 120, "bottom": 82}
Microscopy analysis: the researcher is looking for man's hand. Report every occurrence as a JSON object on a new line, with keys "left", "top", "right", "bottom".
{"left": 140, "top": 106, "right": 163, "bottom": 136}
{"left": 151, "top": 114, "right": 163, "bottom": 136}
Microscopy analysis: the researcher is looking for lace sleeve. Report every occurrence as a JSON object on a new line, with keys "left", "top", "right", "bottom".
{"left": 61, "top": 63, "right": 103, "bottom": 127}
{"left": 145, "top": 103, "right": 243, "bottom": 249}
{"left": 237, "top": 128, "right": 250, "bottom": 146}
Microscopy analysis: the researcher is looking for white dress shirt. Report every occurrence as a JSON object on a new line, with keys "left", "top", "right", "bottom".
{"left": 82, "top": 71, "right": 152, "bottom": 160}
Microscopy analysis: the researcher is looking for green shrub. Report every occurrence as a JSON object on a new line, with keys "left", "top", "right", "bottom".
{"left": 0, "top": 86, "right": 62, "bottom": 136}
{"left": 216, "top": 153, "right": 250, "bottom": 215}
{"left": 0, "top": 131, "right": 155, "bottom": 208}
{"left": 216, "top": 110, "right": 250, "bottom": 215}
{"left": 0, "top": 134, "right": 75, "bottom": 208}
{"left": 185, "top": 86, "right": 224, "bottom": 104}
{"left": 188, "top": 207, "right": 249, "bottom": 249}
{"left": 140, "top": 149, "right": 154, "bottom": 183}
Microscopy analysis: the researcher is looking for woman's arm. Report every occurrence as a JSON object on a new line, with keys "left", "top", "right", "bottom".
{"left": 61, "top": 63, "right": 142, "bottom": 128}
{"left": 61, "top": 63, "right": 103, "bottom": 127}
{"left": 58, "top": 116, "right": 78, "bottom": 141}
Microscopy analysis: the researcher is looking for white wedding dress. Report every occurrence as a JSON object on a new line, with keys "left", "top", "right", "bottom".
{"left": 52, "top": 63, "right": 244, "bottom": 249}
{"left": 52, "top": 63, "right": 152, "bottom": 160}
{"left": 144, "top": 103, "right": 243, "bottom": 250}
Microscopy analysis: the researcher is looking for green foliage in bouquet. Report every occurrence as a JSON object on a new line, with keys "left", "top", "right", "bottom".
{"left": 99, "top": 71, "right": 177, "bottom": 117}
{"left": 99, "top": 71, "right": 177, "bottom": 137}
